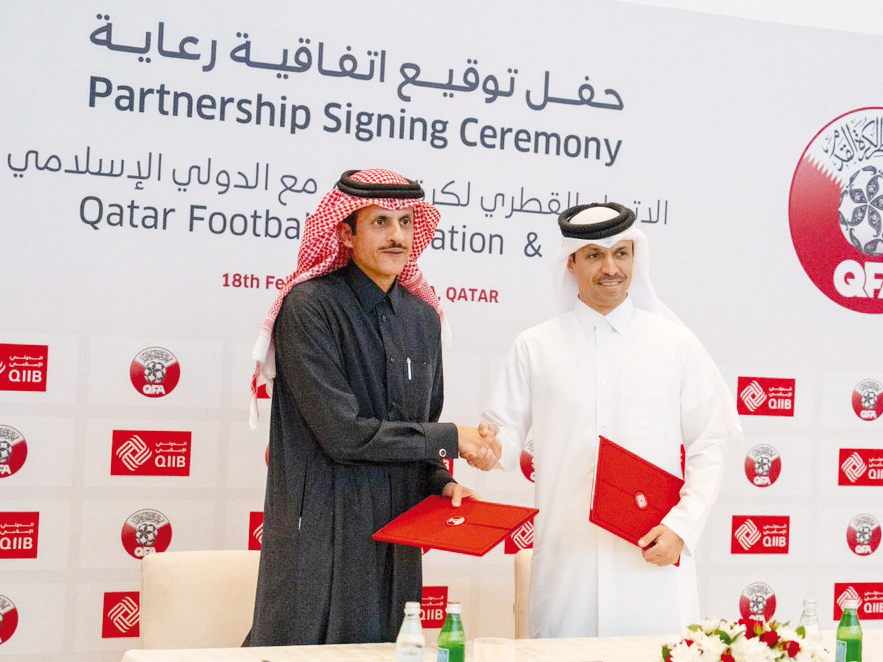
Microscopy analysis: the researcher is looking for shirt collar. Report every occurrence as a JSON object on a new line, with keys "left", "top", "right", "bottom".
{"left": 572, "top": 294, "right": 635, "bottom": 336}
{"left": 344, "top": 261, "right": 402, "bottom": 314}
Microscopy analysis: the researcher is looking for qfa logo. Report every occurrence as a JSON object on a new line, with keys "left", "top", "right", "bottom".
{"left": 744, "top": 444, "right": 782, "bottom": 488}
{"left": 0, "top": 594, "right": 19, "bottom": 645}
{"left": 0, "top": 426, "right": 28, "bottom": 479}
{"left": 789, "top": 108, "right": 883, "bottom": 313}
{"left": 847, "top": 514, "right": 881, "bottom": 556}
{"left": 852, "top": 378, "right": 883, "bottom": 422}
{"left": 129, "top": 347, "right": 180, "bottom": 398}
{"left": 739, "top": 582, "right": 776, "bottom": 622}
{"left": 520, "top": 439, "right": 535, "bottom": 483}
{"left": 121, "top": 509, "right": 172, "bottom": 559}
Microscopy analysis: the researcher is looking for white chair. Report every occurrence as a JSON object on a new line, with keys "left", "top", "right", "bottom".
{"left": 138, "top": 549, "right": 261, "bottom": 649}
{"left": 513, "top": 548, "right": 532, "bottom": 639}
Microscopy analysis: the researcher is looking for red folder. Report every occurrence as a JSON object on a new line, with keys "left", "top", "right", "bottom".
{"left": 372, "top": 495, "right": 538, "bottom": 556}
{"left": 590, "top": 436, "right": 684, "bottom": 549}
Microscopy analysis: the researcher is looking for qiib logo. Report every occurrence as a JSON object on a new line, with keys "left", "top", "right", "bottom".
{"left": 102, "top": 592, "right": 140, "bottom": 638}
{"left": 739, "top": 582, "right": 776, "bottom": 621}
{"left": 847, "top": 513, "right": 881, "bottom": 556}
{"left": 129, "top": 347, "right": 180, "bottom": 398}
{"left": 248, "top": 511, "right": 263, "bottom": 550}
{"left": 737, "top": 377, "right": 795, "bottom": 416}
{"left": 838, "top": 448, "right": 883, "bottom": 486}
{"left": 0, "top": 426, "right": 28, "bottom": 479}
{"left": 744, "top": 445, "right": 782, "bottom": 488}
{"left": 0, "top": 594, "right": 19, "bottom": 645}
{"left": 0, "top": 344, "right": 48, "bottom": 392}
{"left": 834, "top": 583, "right": 883, "bottom": 620}
{"left": 789, "top": 108, "right": 883, "bottom": 313}
{"left": 0, "top": 512, "right": 39, "bottom": 559}
{"left": 110, "top": 430, "right": 191, "bottom": 476}
{"left": 731, "top": 516, "right": 789, "bottom": 554}
{"left": 420, "top": 586, "right": 448, "bottom": 629}
{"left": 852, "top": 378, "right": 883, "bottom": 422}
{"left": 504, "top": 516, "right": 535, "bottom": 554}
{"left": 121, "top": 509, "right": 172, "bottom": 559}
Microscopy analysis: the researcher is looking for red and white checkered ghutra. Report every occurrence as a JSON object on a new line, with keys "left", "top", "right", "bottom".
{"left": 249, "top": 168, "right": 444, "bottom": 427}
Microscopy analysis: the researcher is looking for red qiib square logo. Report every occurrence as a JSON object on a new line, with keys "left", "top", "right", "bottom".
{"left": 834, "top": 583, "right": 883, "bottom": 620}
{"left": 731, "top": 516, "right": 789, "bottom": 554}
{"left": 838, "top": 448, "right": 883, "bottom": 486}
{"left": 0, "top": 344, "right": 48, "bottom": 392}
{"left": 0, "top": 512, "right": 39, "bottom": 559}
{"left": 421, "top": 586, "right": 448, "bottom": 628}
{"left": 102, "top": 592, "right": 140, "bottom": 638}
{"left": 248, "top": 511, "right": 264, "bottom": 550}
{"left": 737, "top": 377, "right": 795, "bottom": 416}
{"left": 504, "top": 515, "right": 535, "bottom": 554}
{"left": 110, "top": 430, "right": 191, "bottom": 476}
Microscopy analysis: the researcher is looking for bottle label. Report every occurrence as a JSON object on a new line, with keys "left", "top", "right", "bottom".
{"left": 836, "top": 638, "right": 861, "bottom": 662}
{"left": 436, "top": 648, "right": 450, "bottom": 662}
{"left": 396, "top": 646, "right": 423, "bottom": 662}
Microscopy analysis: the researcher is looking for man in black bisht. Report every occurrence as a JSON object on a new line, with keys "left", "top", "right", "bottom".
{"left": 245, "top": 168, "right": 499, "bottom": 645}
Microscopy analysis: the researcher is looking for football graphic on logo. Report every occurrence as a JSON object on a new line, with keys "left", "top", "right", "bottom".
{"left": 840, "top": 166, "right": 883, "bottom": 255}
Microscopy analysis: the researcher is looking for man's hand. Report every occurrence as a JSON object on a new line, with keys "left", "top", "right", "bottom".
{"left": 457, "top": 425, "right": 501, "bottom": 471}
{"left": 638, "top": 524, "right": 683, "bottom": 567}
{"left": 442, "top": 481, "right": 479, "bottom": 507}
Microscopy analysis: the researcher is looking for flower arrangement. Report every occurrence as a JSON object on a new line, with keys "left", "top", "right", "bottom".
{"left": 661, "top": 618, "right": 829, "bottom": 662}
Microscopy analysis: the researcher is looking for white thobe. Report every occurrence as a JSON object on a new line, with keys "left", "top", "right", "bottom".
{"left": 484, "top": 297, "right": 741, "bottom": 638}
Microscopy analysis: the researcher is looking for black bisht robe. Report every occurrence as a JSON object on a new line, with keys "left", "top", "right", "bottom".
{"left": 246, "top": 263, "right": 458, "bottom": 645}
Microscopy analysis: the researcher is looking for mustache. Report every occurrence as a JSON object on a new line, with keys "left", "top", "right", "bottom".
{"left": 382, "top": 241, "right": 409, "bottom": 250}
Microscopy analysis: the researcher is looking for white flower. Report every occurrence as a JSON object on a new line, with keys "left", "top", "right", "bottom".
{"left": 696, "top": 618, "right": 725, "bottom": 635}
{"left": 791, "top": 638, "right": 830, "bottom": 662}
{"left": 669, "top": 640, "right": 704, "bottom": 662}
{"left": 730, "top": 636, "right": 778, "bottom": 662}
{"left": 717, "top": 620, "right": 747, "bottom": 641}
{"left": 697, "top": 634, "right": 727, "bottom": 660}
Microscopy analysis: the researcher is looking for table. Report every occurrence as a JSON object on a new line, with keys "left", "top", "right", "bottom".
{"left": 121, "top": 637, "right": 658, "bottom": 662}
{"left": 121, "top": 630, "right": 882, "bottom": 662}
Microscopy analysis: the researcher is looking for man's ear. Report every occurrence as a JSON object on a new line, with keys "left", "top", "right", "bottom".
{"left": 567, "top": 253, "right": 576, "bottom": 274}
{"left": 338, "top": 221, "right": 354, "bottom": 248}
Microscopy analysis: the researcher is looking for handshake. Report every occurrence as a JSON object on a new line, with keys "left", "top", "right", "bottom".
{"left": 456, "top": 420, "right": 501, "bottom": 471}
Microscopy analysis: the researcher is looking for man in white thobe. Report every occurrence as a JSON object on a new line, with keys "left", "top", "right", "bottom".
{"left": 481, "top": 203, "right": 742, "bottom": 638}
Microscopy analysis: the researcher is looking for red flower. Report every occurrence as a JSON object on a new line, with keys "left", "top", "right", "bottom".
{"left": 760, "top": 629, "right": 780, "bottom": 647}
{"left": 783, "top": 640, "right": 801, "bottom": 658}
{"left": 721, "top": 648, "right": 736, "bottom": 662}
{"left": 737, "top": 618, "right": 762, "bottom": 639}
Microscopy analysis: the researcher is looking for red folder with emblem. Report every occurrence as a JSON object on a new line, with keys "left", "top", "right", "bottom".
{"left": 372, "top": 495, "right": 538, "bottom": 556}
{"left": 590, "top": 436, "right": 684, "bottom": 549}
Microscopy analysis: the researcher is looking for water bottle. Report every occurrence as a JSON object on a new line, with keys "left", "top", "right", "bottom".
{"left": 395, "top": 601, "right": 426, "bottom": 662}
{"left": 835, "top": 599, "right": 862, "bottom": 662}
{"left": 436, "top": 602, "right": 465, "bottom": 662}
{"left": 798, "top": 598, "right": 822, "bottom": 644}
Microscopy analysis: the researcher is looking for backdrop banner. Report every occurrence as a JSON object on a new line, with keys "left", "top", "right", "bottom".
{"left": 1, "top": 1, "right": 881, "bottom": 659}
